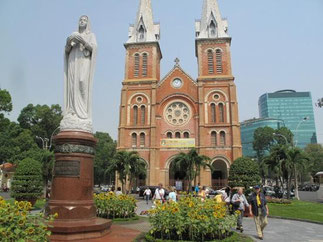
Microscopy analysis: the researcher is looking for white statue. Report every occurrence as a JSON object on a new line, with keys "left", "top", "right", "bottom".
{"left": 60, "top": 15, "right": 97, "bottom": 133}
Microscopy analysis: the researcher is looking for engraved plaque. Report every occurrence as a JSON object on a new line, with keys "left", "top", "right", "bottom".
{"left": 54, "top": 160, "right": 80, "bottom": 177}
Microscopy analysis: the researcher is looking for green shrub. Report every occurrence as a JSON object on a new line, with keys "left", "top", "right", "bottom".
{"left": 266, "top": 197, "right": 292, "bottom": 204}
{"left": 228, "top": 157, "right": 261, "bottom": 194}
{"left": 94, "top": 192, "right": 137, "bottom": 219}
{"left": 148, "top": 196, "right": 238, "bottom": 241}
{"left": 11, "top": 158, "right": 43, "bottom": 201}
{"left": 0, "top": 196, "right": 56, "bottom": 241}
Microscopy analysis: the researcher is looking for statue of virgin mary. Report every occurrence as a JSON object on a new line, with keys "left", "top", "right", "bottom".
{"left": 60, "top": 15, "right": 97, "bottom": 133}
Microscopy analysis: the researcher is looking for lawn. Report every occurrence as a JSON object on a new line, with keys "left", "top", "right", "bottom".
{"left": 268, "top": 200, "right": 323, "bottom": 223}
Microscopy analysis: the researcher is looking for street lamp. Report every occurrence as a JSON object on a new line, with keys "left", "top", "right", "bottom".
{"left": 273, "top": 133, "right": 288, "bottom": 145}
{"left": 294, "top": 116, "right": 310, "bottom": 147}
{"left": 36, "top": 136, "right": 49, "bottom": 150}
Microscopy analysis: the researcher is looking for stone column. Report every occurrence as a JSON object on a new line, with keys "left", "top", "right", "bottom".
{"left": 47, "top": 131, "right": 111, "bottom": 241}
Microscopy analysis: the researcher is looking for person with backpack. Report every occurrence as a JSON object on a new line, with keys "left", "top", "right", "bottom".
{"left": 231, "top": 187, "right": 249, "bottom": 233}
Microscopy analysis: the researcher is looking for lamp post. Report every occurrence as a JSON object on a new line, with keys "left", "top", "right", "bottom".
{"left": 294, "top": 116, "right": 309, "bottom": 147}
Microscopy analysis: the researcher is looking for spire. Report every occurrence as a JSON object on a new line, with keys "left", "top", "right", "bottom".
{"left": 127, "top": 0, "right": 160, "bottom": 44}
{"left": 195, "top": 0, "right": 229, "bottom": 39}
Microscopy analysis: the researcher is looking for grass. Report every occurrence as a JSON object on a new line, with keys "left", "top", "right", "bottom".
{"left": 268, "top": 200, "right": 323, "bottom": 223}
{"left": 113, "top": 215, "right": 148, "bottom": 224}
{"left": 135, "top": 232, "right": 253, "bottom": 242}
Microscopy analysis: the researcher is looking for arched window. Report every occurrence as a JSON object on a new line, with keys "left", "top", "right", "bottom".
{"left": 140, "top": 106, "right": 145, "bottom": 125}
{"left": 132, "top": 133, "right": 137, "bottom": 147}
{"left": 184, "top": 132, "right": 189, "bottom": 138}
{"left": 134, "top": 53, "right": 140, "bottom": 77}
{"left": 175, "top": 132, "right": 181, "bottom": 139}
{"left": 133, "top": 106, "right": 138, "bottom": 125}
{"left": 211, "top": 131, "right": 217, "bottom": 146}
{"left": 167, "top": 132, "right": 172, "bottom": 139}
{"left": 220, "top": 131, "right": 226, "bottom": 146}
{"left": 208, "top": 50, "right": 214, "bottom": 74}
{"left": 219, "top": 103, "right": 224, "bottom": 122}
{"left": 140, "top": 133, "right": 145, "bottom": 146}
{"left": 216, "top": 49, "right": 223, "bottom": 73}
{"left": 142, "top": 53, "right": 148, "bottom": 77}
{"left": 209, "top": 20, "right": 216, "bottom": 37}
{"left": 211, "top": 103, "right": 216, "bottom": 123}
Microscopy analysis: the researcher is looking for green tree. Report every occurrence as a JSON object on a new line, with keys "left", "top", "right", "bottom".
{"left": 0, "top": 89, "right": 13, "bottom": 114}
{"left": 94, "top": 132, "right": 117, "bottom": 185}
{"left": 172, "top": 148, "right": 211, "bottom": 192}
{"left": 253, "top": 127, "right": 275, "bottom": 158}
{"left": 305, "top": 144, "right": 323, "bottom": 177}
{"left": 18, "top": 103, "right": 62, "bottom": 142}
{"left": 106, "top": 150, "right": 146, "bottom": 193}
{"left": 11, "top": 158, "right": 43, "bottom": 202}
{"left": 228, "top": 157, "right": 261, "bottom": 193}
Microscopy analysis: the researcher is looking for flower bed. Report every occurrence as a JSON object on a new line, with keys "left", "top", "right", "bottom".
{"left": 148, "top": 196, "right": 238, "bottom": 241}
{"left": 266, "top": 197, "right": 292, "bottom": 204}
{"left": 94, "top": 192, "right": 137, "bottom": 219}
{"left": 0, "top": 196, "right": 56, "bottom": 242}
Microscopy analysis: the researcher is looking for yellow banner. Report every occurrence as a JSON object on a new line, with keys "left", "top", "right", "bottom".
{"left": 160, "top": 139, "right": 195, "bottom": 148}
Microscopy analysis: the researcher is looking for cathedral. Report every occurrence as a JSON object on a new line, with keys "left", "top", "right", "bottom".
{"left": 117, "top": 0, "right": 242, "bottom": 189}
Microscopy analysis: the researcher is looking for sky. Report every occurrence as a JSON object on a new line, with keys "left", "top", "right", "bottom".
{"left": 0, "top": 0, "right": 322, "bottom": 143}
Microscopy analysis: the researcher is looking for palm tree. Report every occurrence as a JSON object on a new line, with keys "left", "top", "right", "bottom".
{"left": 172, "top": 148, "right": 212, "bottom": 192}
{"left": 287, "top": 147, "right": 309, "bottom": 200}
{"left": 106, "top": 150, "right": 146, "bottom": 193}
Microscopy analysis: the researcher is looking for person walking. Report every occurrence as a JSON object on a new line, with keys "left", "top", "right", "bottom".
{"left": 249, "top": 185, "right": 269, "bottom": 240}
{"left": 143, "top": 186, "right": 152, "bottom": 204}
{"left": 231, "top": 188, "right": 249, "bottom": 233}
{"left": 168, "top": 187, "right": 177, "bottom": 202}
{"left": 153, "top": 183, "right": 165, "bottom": 203}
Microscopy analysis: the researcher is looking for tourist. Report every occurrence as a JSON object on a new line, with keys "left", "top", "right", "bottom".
{"left": 115, "top": 187, "right": 122, "bottom": 196}
{"left": 168, "top": 187, "right": 177, "bottom": 202}
{"left": 198, "top": 186, "right": 206, "bottom": 201}
{"left": 194, "top": 183, "right": 200, "bottom": 195}
{"left": 153, "top": 183, "right": 165, "bottom": 203}
{"left": 143, "top": 186, "right": 152, "bottom": 204}
{"left": 231, "top": 188, "right": 249, "bottom": 233}
{"left": 214, "top": 191, "right": 225, "bottom": 203}
{"left": 249, "top": 185, "right": 269, "bottom": 240}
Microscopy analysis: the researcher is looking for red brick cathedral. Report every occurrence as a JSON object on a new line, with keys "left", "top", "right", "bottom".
{"left": 117, "top": 0, "right": 242, "bottom": 189}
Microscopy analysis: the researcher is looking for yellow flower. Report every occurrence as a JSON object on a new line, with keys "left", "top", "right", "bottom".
{"left": 26, "top": 227, "right": 35, "bottom": 235}
{"left": 54, "top": 212, "right": 59, "bottom": 218}
{"left": 18, "top": 201, "right": 25, "bottom": 209}
{"left": 18, "top": 219, "right": 25, "bottom": 226}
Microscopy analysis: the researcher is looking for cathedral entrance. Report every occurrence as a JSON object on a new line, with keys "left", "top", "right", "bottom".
{"left": 169, "top": 160, "right": 188, "bottom": 191}
{"left": 211, "top": 159, "right": 228, "bottom": 189}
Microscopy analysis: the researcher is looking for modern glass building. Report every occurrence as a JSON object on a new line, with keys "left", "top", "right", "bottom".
{"left": 241, "top": 118, "right": 285, "bottom": 157}
{"left": 258, "top": 90, "right": 317, "bottom": 148}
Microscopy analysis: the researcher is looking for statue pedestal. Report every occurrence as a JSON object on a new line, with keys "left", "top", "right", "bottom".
{"left": 47, "top": 131, "right": 111, "bottom": 241}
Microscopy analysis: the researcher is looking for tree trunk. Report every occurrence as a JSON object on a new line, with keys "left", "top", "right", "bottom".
{"left": 294, "top": 165, "right": 300, "bottom": 200}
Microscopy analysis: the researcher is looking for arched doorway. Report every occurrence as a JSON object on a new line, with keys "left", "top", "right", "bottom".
{"left": 169, "top": 160, "right": 187, "bottom": 191}
{"left": 211, "top": 159, "right": 229, "bottom": 189}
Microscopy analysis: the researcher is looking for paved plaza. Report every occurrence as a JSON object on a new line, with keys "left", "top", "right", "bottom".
{"left": 134, "top": 198, "right": 323, "bottom": 242}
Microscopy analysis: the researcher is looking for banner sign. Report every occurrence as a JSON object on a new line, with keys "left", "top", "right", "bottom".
{"left": 160, "top": 138, "right": 195, "bottom": 148}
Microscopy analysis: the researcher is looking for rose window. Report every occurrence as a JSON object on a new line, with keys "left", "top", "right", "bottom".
{"left": 165, "top": 102, "right": 191, "bottom": 126}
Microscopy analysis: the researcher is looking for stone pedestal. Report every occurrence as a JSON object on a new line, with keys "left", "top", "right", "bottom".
{"left": 47, "top": 131, "right": 111, "bottom": 241}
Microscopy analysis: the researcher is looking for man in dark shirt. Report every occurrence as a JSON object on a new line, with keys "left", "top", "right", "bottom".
{"left": 249, "top": 185, "right": 269, "bottom": 240}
